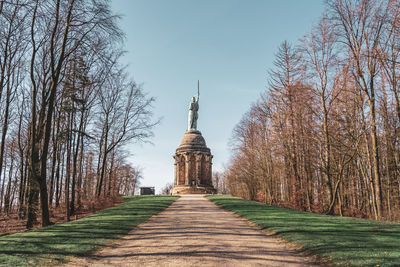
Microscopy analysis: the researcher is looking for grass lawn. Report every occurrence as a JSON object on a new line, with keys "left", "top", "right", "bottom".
{"left": 0, "top": 195, "right": 178, "bottom": 266}
{"left": 208, "top": 195, "right": 400, "bottom": 267}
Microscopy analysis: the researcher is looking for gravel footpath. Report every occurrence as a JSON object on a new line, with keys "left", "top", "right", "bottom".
{"left": 65, "top": 195, "right": 321, "bottom": 267}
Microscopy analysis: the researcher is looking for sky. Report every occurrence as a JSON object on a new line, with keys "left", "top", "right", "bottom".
{"left": 110, "top": 0, "right": 326, "bottom": 193}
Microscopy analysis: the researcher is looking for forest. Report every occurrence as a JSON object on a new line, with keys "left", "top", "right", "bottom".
{"left": 222, "top": 0, "right": 400, "bottom": 221}
{"left": 0, "top": 0, "right": 155, "bottom": 229}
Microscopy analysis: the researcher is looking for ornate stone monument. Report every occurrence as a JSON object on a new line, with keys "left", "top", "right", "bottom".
{"left": 172, "top": 82, "right": 216, "bottom": 195}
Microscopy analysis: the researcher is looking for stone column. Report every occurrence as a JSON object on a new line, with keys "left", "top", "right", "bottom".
{"left": 209, "top": 156, "right": 213, "bottom": 185}
{"left": 203, "top": 155, "right": 212, "bottom": 185}
{"left": 174, "top": 157, "right": 177, "bottom": 185}
{"left": 184, "top": 153, "right": 190, "bottom": 185}
{"left": 195, "top": 154, "right": 201, "bottom": 185}
{"left": 174, "top": 155, "right": 179, "bottom": 185}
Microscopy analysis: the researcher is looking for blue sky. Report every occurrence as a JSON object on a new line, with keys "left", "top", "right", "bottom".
{"left": 111, "top": 0, "right": 326, "bottom": 193}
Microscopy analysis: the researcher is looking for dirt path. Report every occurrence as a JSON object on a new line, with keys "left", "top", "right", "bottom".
{"left": 66, "top": 195, "right": 320, "bottom": 266}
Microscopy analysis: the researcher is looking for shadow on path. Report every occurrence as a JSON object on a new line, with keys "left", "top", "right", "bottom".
{"left": 66, "top": 195, "right": 320, "bottom": 267}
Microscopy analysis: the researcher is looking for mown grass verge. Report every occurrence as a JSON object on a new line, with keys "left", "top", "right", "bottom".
{"left": 0, "top": 195, "right": 178, "bottom": 266}
{"left": 208, "top": 195, "right": 400, "bottom": 266}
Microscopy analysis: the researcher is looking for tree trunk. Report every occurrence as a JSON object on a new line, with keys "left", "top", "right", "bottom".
{"left": 65, "top": 113, "right": 72, "bottom": 221}
{"left": 368, "top": 97, "right": 383, "bottom": 218}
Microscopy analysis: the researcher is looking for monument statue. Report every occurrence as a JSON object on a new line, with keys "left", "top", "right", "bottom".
{"left": 188, "top": 81, "right": 200, "bottom": 131}
{"left": 172, "top": 80, "right": 215, "bottom": 194}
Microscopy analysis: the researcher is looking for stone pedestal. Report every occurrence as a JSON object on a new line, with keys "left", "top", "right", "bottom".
{"left": 172, "top": 130, "right": 216, "bottom": 195}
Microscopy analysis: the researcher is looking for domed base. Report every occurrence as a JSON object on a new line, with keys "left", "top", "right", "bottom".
{"left": 172, "top": 185, "right": 216, "bottom": 195}
{"left": 176, "top": 130, "right": 210, "bottom": 153}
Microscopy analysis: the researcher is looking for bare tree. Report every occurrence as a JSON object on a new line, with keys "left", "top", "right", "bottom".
{"left": 26, "top": 0, "right": 122, "bottom": 228}
{"left": 223, "top": 0, "right": 400, "bottom": 221}
{"left": 301, "top": 15, "right": 340, "bottom": 213}
{"left": 327, "top": 0, "right": 394, "bottom": 218}
{"left": 94, "top": 63, "right": 156, "bottom": 198}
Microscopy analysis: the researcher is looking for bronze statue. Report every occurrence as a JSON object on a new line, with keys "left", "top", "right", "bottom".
{"left": 188, "top": 81, "right": 200, "bottom": 131}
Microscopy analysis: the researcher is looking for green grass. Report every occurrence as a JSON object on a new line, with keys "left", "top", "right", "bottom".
{"left": 208, "top": 195, "right": 400, "bottom": 267}
{"left": 0, "top": 195, "right": 178, "bottom": 266}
